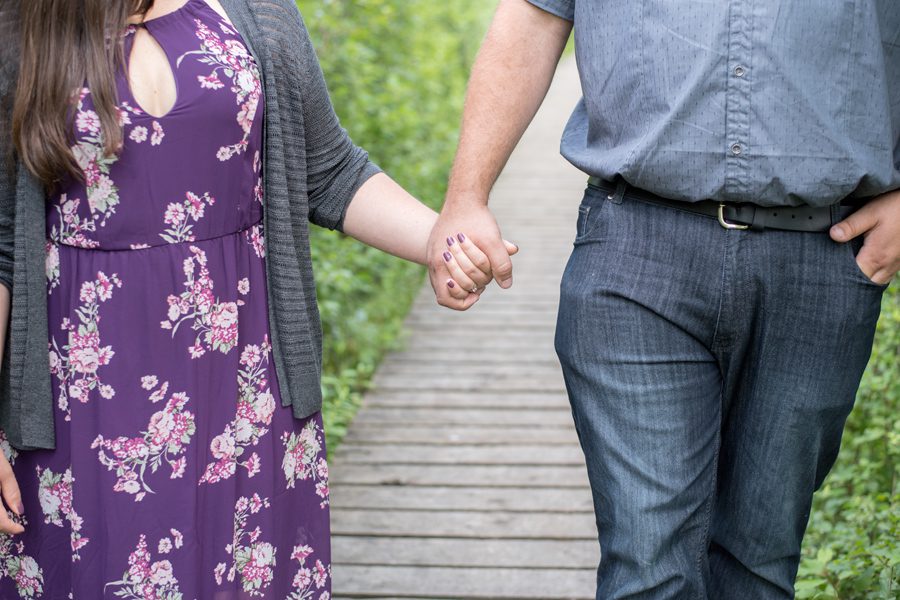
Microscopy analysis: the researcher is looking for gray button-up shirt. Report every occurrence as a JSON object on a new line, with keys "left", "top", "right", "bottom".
{"left": 528, "top": 0, "right": 900, "bottom": 207}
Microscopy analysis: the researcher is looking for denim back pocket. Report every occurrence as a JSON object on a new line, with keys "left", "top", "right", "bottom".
{"left": 574, "top": 185, "right": 611, "bottom": 244}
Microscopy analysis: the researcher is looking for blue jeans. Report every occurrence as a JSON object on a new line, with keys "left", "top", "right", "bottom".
{"left": 554, "top": 180, "right": 888, "bottom": 599}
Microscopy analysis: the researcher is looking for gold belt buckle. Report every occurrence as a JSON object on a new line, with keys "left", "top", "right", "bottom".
{"left": 718, "top": 203, "right": 750, "bottom": 230}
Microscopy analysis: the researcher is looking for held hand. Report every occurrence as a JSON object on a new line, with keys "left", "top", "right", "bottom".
{"left": 428, "top": 201, "right": 517, "bottom": 311}
{"left": 0, "top": 451, "right": 25, "bottom": 535}
{"left": 442, "top": 233, "right": 519, "bottom": 306}
{"left": 830, "top": 190, "right": 900, "bottom": 285}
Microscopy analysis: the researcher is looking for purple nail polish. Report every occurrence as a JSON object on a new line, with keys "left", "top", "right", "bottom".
{"left": 457, "top": 233, "right": 466, "bottom": 243}
{"left": 443, "top": 251, "right": 452, "bottom": 262}
{"left": 446, "top": 236, "right": 456, "bottom": 246}
{"left": 447, "top": 280, "right": 455, "bottom": 289}
{"left": 16, "top": 501, "right": 24, "bottom": 515}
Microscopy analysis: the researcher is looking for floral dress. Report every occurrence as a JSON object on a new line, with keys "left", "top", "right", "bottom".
{"left": 0, "top": 0, "right": 331, "bottom": 597}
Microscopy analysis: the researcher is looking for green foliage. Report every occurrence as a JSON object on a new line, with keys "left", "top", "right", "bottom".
{"left": 797, "top": 284, "right": 900, "bottom": 599}
{"left": 293, "top": 0, "right": 494, "bottom": 451}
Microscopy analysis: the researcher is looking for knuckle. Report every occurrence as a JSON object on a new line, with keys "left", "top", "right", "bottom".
{"left": 495, "top": 261, "right": 513, "bottom": 277}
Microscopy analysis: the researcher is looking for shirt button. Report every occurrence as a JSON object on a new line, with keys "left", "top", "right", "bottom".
{"left": 731, "top": 143, "right": 743, "bottom": 155}
{"left": 734, "top": 65, "right": 746, "bottom": 77}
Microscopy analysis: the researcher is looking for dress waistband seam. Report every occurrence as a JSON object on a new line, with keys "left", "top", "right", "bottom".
{"left": 49, "top": 216, "right": 263, "bottom": 252}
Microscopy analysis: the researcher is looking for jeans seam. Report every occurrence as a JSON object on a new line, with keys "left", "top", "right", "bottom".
{"left": 696, "top": 390, "right": 723, "bottom": 598}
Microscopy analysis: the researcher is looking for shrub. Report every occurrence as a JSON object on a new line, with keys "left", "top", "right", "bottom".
{"left": 294, "top": 0, "right": 494, "bottom": 450}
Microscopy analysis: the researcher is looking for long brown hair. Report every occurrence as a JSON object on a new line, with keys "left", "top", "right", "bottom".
{"left": 7, "top": 0, "right": 155, "bottom": 190}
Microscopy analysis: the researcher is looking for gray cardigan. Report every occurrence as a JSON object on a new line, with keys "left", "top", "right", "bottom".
{"left": 0, "top": 0, "right": 382, "bottom": 450}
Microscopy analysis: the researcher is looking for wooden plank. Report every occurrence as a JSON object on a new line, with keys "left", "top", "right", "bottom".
{"left": 370, "top": 377, "right": 565, "bottom": 393}
{"left": 333, "top": 566, "right": 595, "bottom": 600}
{"left": 332, "top": 536, "right": 599, "bottom": 569}
{"left": 361, "top": 391, "right": 571, "bottom": 409}
{"left": 351, "top": 407, "right": 574, "bottom": 427}
{"left": 332, "top": 508, "right": 597, "bottom": 539}
{"left": 334, "top": 444, "right": 585, "bottom": 466}
{"left": 382, "top": 349, "right": 560, "bottom": 364}
{"left": 376, "top": 363, "right": 563, "bottom": 376}
{"left": 330, "top": 464, "right": 591, "bottom": 488}
{"left": 330, "top": 485, "right": 594, "bottom": 513}
{"left": 343, "top": 425, "right": 579, "bottom": 445}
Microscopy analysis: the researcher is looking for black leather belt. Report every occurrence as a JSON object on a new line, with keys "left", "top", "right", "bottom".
{"left": 587, "top": 176, "right": 861, "bottom": 233}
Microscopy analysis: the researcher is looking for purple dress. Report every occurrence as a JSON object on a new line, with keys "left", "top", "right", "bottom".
{"left": 0, "top": 1, "right": 332, "bottom": 597}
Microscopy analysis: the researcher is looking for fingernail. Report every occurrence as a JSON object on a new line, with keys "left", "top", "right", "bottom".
{"left": 830, "top": 225, "right": 845, "bottom": 240}
{"left": 443, "top": 251, "right": 452, "bottom": 262}
{"left": 446, "top": 236, "right": 456, "bottom": 247}
{"left": 447, "top": 280, "right": 455, "bottom": 289}
{"left": 500, "top": 278, "right": 512, "bottom": 289}
{"left": 457, "top": 233, "right": 466, "bottom": 243}
{"left": 16, "top": 501, "right": 24, "bottom": 515}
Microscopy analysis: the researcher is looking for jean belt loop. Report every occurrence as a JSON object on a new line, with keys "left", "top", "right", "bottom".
{"left": 829, "top": 201, "right": 844, "bottom": 227}
{"left": 611, "top": 176, "right": 627, "bottom": 205}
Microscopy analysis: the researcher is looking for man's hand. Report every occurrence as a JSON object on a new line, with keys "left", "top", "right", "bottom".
{"left": 428, "top": 198, "right": 516, "bottom": 310}
{"left": 830, "top": 189, "right": 900, "bottom": 285}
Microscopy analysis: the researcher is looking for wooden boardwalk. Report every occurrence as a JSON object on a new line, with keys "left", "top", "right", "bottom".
{"left": 330, "top": 58, "right": 598, "bottom": 599}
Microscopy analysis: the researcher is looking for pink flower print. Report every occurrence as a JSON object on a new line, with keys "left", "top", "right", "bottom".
{"left": 281, "top": 420, "right": 329, "bottom": 507}
{"left": 214, "top": 494, "right": 274, "bottom": 595}
{"left": 238, "top": 277, "right": 250, "bottom": 295}
{"left": 151, "top": 120, "right": 165, "bottom": 145}
{"left": 200, "top": 338, "right": 277, "bottom": 485}
{"left": 161, "top": 191, "right": 215, "bottom": 243}
{"left": 243, "top": 223, "right": 265, "bottom": 258}
{"left": 313, "top": 560, "right": 328, "bottom": 589}
{"left": 198, "top": 72, "right": 224, "bottom": 90}
{"left": 49, "top": 271, "right": 122, "bottom": 421}
{"left": 171, "top": 528, "right": 184, "bottom": 549}
{"left": 291, "top": 545, "right": 313, "bottom": 562}
{"left": 0, "top": 428, "right": 19, "bottom": 466}
{"left": 142, "top": 375, "right": 159, "bottom": 390}
{"left": 179, "top": 18, "right": 261, "bottom": 162}
{"left": 0, "top": 543, "right": 43, "bottom": 600}
{"left": 208, "top": 302, "right": 239, "bottom": 351}
{"left": 161, "top": 245, "right": 240, "bottom": 357}
{"left": 75, "top": 109, "right": 100, "bottom": 134}
{"left": 92, "top": 378, "right": 196, "bottom": 501}
{"left": 158, "top": 537, "right": 173, "bottom": 554}
{"left": 47, "top": 194, "right": 102, "bottom": 266}
{"left": 130, "top": 126, "right": 149, "bottom": 143}
{"left": 105, "top": 533, "right": 184, "bottom": 598}
{"left": 286, "top": 544, "right": 330, "bottom": 599}
{"left": 36, "top": 466, "right": 89, "bottom": 561}
{"left": 45, "top": 239, "right": 61, "bottom": 293}
{"left": 69, "top": 91, "right": 121, "bottom": 227}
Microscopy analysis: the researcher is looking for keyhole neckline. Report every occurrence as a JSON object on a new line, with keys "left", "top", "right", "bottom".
{"left": 122, "top": 20, "right": 181, "bottom": 120}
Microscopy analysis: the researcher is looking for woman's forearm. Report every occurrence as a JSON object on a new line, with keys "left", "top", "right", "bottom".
{"left": 340, "top": 172, "right": 438, "bottom": 265}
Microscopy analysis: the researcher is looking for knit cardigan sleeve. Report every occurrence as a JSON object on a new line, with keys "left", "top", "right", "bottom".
{"left": 287, "top": 5, "right": 382, "bottom": 232}
{"left": 0, "top": 6, "right": 18, "bottom": 293}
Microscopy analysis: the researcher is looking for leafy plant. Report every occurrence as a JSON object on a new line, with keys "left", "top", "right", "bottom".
{"left": 294, "top": 0, "right": 494, "bottom": 451}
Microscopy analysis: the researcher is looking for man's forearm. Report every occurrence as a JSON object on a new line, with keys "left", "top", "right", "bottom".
{"left": 446, "top": 0, "right": 572, "bottom": 204}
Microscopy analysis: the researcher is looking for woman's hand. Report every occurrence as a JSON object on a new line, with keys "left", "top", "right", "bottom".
{"left": 441, "top": 232, "right": 518, "bottom": 309}
{"left": 0, "top": 451, "right": 24, "bottom": 535}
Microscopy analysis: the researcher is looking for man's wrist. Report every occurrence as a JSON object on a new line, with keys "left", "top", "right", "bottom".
{"left": 443, "top": 188, "right": 491, "bottom": 211}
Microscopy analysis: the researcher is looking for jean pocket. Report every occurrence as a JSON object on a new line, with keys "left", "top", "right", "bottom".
{"left": 843, "top": 236, "right": 891, "bottom": 289}
{"left": 574, "top": 186, "right": 610, "bottom": 244}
